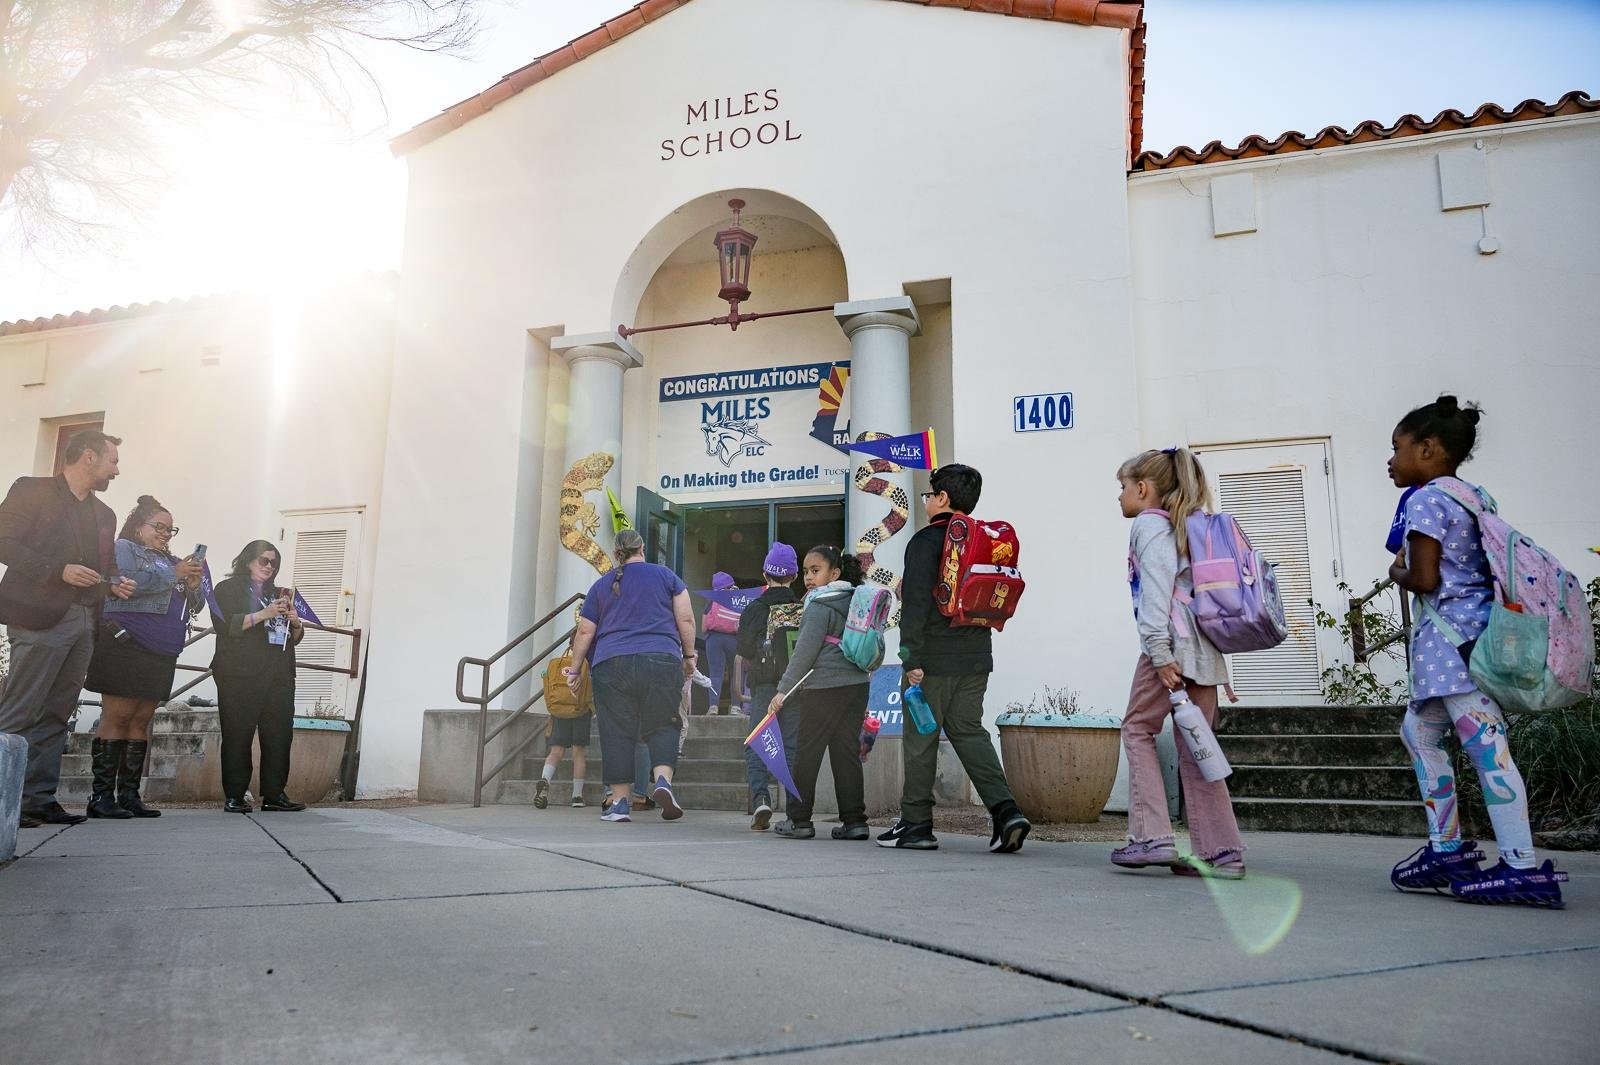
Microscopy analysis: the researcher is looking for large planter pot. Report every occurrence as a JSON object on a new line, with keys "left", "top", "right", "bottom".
{"left": 997, "top": 711, "right": 1121, "bottom": 823}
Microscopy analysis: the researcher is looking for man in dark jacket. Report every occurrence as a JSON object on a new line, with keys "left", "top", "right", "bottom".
{"left": 878, "top": 463, "right": 1030, "bottom": 854}
{"left": 0, "top": 431, "right": 133, "bottom": 826}
{"left": 735, "top": 542, "right": 800, "bottom": 830}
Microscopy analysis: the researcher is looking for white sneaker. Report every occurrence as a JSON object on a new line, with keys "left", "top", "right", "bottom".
{"left": 751, "top": 800, "right": 773, "bottom": 831}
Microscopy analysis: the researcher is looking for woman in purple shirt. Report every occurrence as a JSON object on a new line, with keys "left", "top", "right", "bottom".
{"left": 83, "top": 495, "right": 204, "bottom": 818}
{"left": 564, "top": 529, "right": 697, "bottom": 824}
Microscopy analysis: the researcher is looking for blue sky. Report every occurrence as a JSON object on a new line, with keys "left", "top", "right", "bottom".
{"left": 2, "top": 0, "right": 1596, "bottom": 320}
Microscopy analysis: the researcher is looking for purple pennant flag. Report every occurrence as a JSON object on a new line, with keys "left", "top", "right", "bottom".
{"left": 198, "top": 561, "right": 323, "bottom": 626}
{"left": 744, "top": 708, "right": 800, "bottom": 800}
{"left": 694, "top": 587, "right": 763, "bottom": 613}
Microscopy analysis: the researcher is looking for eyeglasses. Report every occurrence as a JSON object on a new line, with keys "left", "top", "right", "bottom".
{"left": 255, "top": 555, "right": 279, "bottom": 567}
{"left": 919, "top": 491, "right": 939, "bottom": 502}
{"left": 144, "top": 522, "right": 179, "bottom": 536}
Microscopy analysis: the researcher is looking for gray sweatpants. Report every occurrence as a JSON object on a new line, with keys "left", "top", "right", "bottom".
{"left": 0, "top": 605, "right": 96, "bottom": 809}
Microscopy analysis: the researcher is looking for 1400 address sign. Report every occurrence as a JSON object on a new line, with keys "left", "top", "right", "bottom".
{"left": 1013, "top": 392, "right": 1074, "bottom": 433}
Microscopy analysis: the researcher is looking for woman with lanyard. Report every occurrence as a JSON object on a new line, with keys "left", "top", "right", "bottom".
{"left": 209, "top": 540, "right": 305, "bottom": 813}
{"left": 82, "top": 495, "right": 204, "bottom": 818}
{"left": 564, "top": 528, "right": 697, "bottom": 824}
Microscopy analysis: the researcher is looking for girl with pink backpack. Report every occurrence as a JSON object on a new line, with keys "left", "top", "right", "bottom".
{"left": 1112, "top": 447, "right": 1247, "bottom": 879}
{"left": 1386, "top": 395, "right": 1569, "bottom": 907}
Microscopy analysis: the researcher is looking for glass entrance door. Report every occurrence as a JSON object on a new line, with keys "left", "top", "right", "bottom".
{"left": 635, "top": 487, "right": 682, "bottom": 572}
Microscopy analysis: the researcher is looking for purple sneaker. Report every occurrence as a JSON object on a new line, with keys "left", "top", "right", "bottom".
{"left": 1450, "top": 859, "right": 1568, "bottom": 908}
{"left": 1111, "top": 840, "right": 1180, "bottom": 868}
{"left": 1172, "top": 848, "right": 1247, "bottom": 880}
{"left": 1391, "top": 841, "right": 1485, "bottom": 894}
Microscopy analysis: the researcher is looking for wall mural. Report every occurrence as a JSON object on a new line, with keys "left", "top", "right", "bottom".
{"left": 560, "top": 451, "right": 616, "bottom": 575}
{"left": 853, "top": 431, "right": 909, "bottom": 626}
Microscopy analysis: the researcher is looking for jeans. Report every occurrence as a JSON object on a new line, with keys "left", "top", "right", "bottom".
{"left": 592, "top": 653, "right": 683, "bottom": 787}
{"left": 1122, "top": 655, "right": 1242, "bottom": 859}
{"left": 742, "top": 682, "right": 799, "bottom": 803}
{"left": 704, "top": 631, "right": 743, "bottom": 712}
{"left": 787, "top": 682, "right": 869, "bottom": 826}
{"left": 899, "top": 672, "right": 1015, "bottom": 826}
{"left": 0, "top": 605, "right": 95, "bottom": 809}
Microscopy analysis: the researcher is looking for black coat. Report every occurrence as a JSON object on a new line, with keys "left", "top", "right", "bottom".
{"left": 210, "top": 576, "right": 298, "bottom": 680}
{"left": 0, "top": 475, "right": 115, "bottom": 630}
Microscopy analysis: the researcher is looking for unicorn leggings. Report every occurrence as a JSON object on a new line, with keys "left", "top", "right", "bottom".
{"left": 1401, "top": 691, "right": 1534, "bottom": 869}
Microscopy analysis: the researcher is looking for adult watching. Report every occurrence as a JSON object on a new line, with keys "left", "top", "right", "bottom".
{"left": 83, "top": 495, "right": 204, "bottom": 818}
{"left": 0, "top": 429, "right": 133, "bottom": 827}
{"left": 209, "top": 540, "right": 305, "bottom": 813}
{"left": 565, "top": 528, "right": 695, "bottom": 824}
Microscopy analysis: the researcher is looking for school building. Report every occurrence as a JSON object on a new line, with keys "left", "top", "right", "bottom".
{"left": 2, "top": 0, "right": 1596, "bottom": 797}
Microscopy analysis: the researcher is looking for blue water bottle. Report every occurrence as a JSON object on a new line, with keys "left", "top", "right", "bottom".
{"left": 903, "top": 685, "right": 937, "bottom": 735}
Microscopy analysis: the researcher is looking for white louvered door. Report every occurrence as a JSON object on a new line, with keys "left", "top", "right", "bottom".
{"left": 1195, "top": 442, "right": 1341, "bottom": 702}
{"left": 279, "top": 509, "right": 363, "bottom": 714}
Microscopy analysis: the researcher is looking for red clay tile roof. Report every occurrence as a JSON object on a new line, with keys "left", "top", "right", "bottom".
{"left": 0, "top": 293, "right": 226, "bottom": 338}
{"left": 1132, "top": 90, "right": 1599, "bottom": 172}
{"left": 390, "top": 0, "right": 1146, "bottom": 158}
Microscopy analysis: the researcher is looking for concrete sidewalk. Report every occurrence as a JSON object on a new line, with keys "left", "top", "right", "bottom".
{"left": 2, "top": 806, "right": 1595, "bottom": 1065}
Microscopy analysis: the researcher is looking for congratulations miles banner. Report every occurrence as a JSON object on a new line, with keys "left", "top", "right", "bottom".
{"left": 656, "top": 361, "right": 852, "bottom": 498}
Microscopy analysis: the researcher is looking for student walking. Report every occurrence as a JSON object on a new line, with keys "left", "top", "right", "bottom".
{"left": 1112, "top": 448, "right": 1246, "bottom": 878}
{"left": 736, "top": 543, "right": 800, "bottom": 830}
{"left": 534, "top": 713, "right": 590, "bottom": 809}
{"left": 1385, "top": 396, "right": 1567, "bottom": 906}
{"left": 879, "top": 463, "right": 1030, "bottom": 854}
{"left": 702, "top": 571, "right": 747, "bottom": 714}
{"left": 771, "top": 546, "right": 871, "bottom": 841}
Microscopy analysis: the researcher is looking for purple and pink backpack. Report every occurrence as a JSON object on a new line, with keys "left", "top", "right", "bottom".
{"left": 1182, "top": 512, "right": 1290, "bottom": 655}
{"left": 1423, "top": 478, "right": 1594, "bottom": 713}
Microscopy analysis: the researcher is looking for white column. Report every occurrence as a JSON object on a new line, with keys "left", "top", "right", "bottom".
{"left": 835, "top": 296, "right": 920, "bottom": 632}
{"left": 549, "top": 333, "right": 642, "bottom": 601}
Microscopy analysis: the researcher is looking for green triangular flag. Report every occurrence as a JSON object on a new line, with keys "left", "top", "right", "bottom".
{"left": 607, "top": 487, "right": 633, "bottom": 534}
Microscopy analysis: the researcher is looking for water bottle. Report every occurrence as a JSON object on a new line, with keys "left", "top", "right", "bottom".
{"left": 1169, "top": 689, "right": 1232, "bottom": 782}
{"left": 904, "top": 685, "right": 938, "bottom": 735}
{"left": 859, "top": 715, "right": 882, "bottom": 763}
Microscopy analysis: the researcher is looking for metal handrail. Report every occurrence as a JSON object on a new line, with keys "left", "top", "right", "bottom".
{"left": 1349, "top": 578, "right": 1412, "bottom": 664}
{"left": 456, "top": 592, "right": 586, "bottom": 807}
{"left": 166, "top": 621, "right": 365, "bottom": 700}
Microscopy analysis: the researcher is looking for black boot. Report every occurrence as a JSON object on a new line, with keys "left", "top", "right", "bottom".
{"left": 87, "top": 738, "right": 133, "bottom": 819}
{"left": 117, "top": 740, "right": 161, "bottom": 818}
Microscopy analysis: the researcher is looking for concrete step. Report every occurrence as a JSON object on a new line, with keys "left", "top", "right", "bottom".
{"left": 1217, "top": 705, "right": 1403, "bottom": 736}
{"left": 66, "top": 733, "right": 207, "bottom": 758}
{"left": 1217, "top": 733, "right": 1409, "bottom": 768}
{"left": 679, "top": 736, "right": 750, "bottom": 760}
{"left": 1232, "top": 797, "right": 1427, "bottom": 836}
{"left": 1227, "top": 765, "right": 1419, "bottom": 803}
{"left": 151, "top": 708, "right": 221, "bottom": 734}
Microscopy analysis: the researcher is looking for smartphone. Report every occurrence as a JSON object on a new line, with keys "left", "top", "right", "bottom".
{"left": 193, "top": 544, "right": 207, "bottom": 562}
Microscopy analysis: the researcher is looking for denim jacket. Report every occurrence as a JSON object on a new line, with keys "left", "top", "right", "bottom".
{"left": 104, "top": 539, "right": 192, "bottom": 615}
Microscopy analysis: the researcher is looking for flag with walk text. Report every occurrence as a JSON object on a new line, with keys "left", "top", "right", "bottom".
{"left": 848, "top": 429, "right": 938, "bottom": 470}
{"left": 693, "top": 587, "right": 764, "bottom": 613}
{"left": 745, "top": 708, "right": 800, "bottom": 800}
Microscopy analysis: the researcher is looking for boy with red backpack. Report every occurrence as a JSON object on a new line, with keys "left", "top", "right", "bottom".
{"left": 878, "top": 463, "right": 1031, "bottom": 853}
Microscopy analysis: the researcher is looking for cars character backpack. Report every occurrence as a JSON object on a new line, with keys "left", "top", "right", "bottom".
{"left": 933, "top": 515, "right": 1025, "bottom": 630}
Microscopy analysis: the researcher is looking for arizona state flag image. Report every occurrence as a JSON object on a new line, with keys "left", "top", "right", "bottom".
{"left": 848, "top": 429, "right": 938, "bottom": 470}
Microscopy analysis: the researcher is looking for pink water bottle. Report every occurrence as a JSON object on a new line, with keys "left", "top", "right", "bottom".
{"left": 858, "top": 715, "right": 882, "bottom": 763}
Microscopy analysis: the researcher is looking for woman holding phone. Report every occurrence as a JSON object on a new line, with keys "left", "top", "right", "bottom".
{"left": 209, "top": 540, "right": 305, "bottom": 813}
{"left": 83, "top": 495, "right": 205, "bottom": 818}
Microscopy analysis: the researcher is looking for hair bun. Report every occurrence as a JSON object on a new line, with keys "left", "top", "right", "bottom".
{"left": 1435, "top": 395, "right": 1460, "bottom": 413}
{"left": 1461, "top": 405, "right": 1482, "bottom": 426}
{"left": 137, "top": 494, "right": 159, "bottom": 506}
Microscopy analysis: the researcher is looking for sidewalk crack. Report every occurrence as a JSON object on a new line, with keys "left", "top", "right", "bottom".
{"left": 246, "top": 816, "right": 343, "bottom": 902}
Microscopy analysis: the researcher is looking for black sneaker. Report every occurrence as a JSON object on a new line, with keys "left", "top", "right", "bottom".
{"left": 876, "top": 819, "right": 938, "bottom": 850}
{"left": 990, "top": 808, "right": 1031, "bottom": 854}
{"left": 832, "top": 822, "right": 869, "bottom": 841}
{"left": 23, "top": 802, "right": 87, "bottom": 826}
{"left": 260, "top": 795, "right": 306, "bottom": 812}
{"left": 774, "top": 819, "right": 815, "bottom": 839}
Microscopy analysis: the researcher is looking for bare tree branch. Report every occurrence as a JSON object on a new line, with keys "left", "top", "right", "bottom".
{"left": 1, "top": 0, "right": 481, "bottom": 247}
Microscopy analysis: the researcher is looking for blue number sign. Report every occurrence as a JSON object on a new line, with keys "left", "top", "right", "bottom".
{"left": 1013, "top": 392, "right": 1073, "bottom": 433}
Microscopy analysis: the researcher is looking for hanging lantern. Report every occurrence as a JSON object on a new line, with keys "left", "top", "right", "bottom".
{"left": 714, "top": 198, "right": 758, "bottom": 312}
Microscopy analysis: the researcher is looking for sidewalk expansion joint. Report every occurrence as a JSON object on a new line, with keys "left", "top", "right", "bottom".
{"left": 246, "top": 816, "right": 344, "bottom": 903}
{"left": 651, "top": 1004, "right": 1140, "bottom": 1065}
{"left": 1168, "top": 941, "right": 1600, "bottom": 997}
{"left": 2, "top": 824, "right": 72, "bottom": 866}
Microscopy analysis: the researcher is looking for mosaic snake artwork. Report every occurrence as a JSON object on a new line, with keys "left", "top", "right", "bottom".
{"left": 559, "top": 451, "right": 615, "bottom": 575}
{"left": 853, "top": 431, "right": 909, "bottom": 625}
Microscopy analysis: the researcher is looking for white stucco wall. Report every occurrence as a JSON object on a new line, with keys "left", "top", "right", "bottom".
{"left": 0, "top": 282, "right": 396, "bottom": 704}
{"left": 366, "top": 0, "right": 1142, "bottom": 791}
{"left": 1128, "top": 115, "right": 1600, "bottom": 609}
